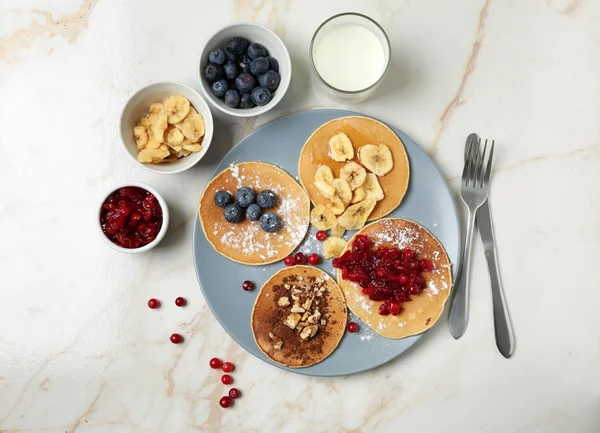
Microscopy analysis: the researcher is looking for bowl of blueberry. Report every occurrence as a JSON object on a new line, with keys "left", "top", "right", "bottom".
{"left": 198, "top": 22, "right": 291, "bottom": 117}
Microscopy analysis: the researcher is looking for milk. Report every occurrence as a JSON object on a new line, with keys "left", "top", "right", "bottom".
{"left": 313, "top": 23, "right": 386, "bottom": 92}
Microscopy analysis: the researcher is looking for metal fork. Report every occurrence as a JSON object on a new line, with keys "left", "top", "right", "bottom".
{"left": 448, "top": 137, "right": 494, "bottom": 338}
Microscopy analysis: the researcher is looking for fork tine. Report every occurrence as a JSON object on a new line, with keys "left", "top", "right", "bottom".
{"left": 468, "top": 138, "right": 480, "bottom": 186}
{"left": 483, "top": 139, "right": 495, "bottom": 187}
{"left": 461, "top": 136, "right": 474, "bottom": 184}
{"left": 478, "top": 139, "right": 488, "bottom": 188}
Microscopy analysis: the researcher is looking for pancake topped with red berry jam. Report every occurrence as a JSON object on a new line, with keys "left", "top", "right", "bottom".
{"left": 333, "top": 218, "right": 452, "bottom": 339}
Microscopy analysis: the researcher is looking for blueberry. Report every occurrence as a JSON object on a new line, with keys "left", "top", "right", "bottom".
{"left": 224, "top": 89, "right": 240, "bottom": 108}
{"left": 235, "top": 72, "right": 257, "bottom": 93}
{"left": 238, "top": 54, "right": 252, "bottom": 73}
{"left": 245, "top": 204, "right": 263, "bottom": 221}
{"left": 256, "top": 190, "right": 277, "bottom": 209}
{"left": 259, "top": 212, "right": 282, "bottom": 233}
{"left": 223, "top": 61, "right": 238, "bottom": 80}
{"left": 247, "top": 42, "right": 268, "bottom": 60}
{"left": 214, "top": 190, "right": 233, "bottom": 207}
{"left": 211, "top": 79, "right": 229, "bottom": 98}
{"left": 208, "top": 48, "right": 226, "bottom": 65}
{"left": 266, "top": 56, "right": 279, "bottom": 72}
{"left": 223, "top": 203, "right": 244, "bottom": 223}
{"left": 227, "top": 37, "right": 250, "bottom": 56}
{"left": 204, "top": 63, "right": 224, "bottom": 83}
{"left": 249, "top": 57, "right": 269, "bottom": 76}
{"left": 251, "top": 86, "right": 271, "bottom": 106}
{"left": 235, "top": 187, "right": 256, "bottom": 208}
{"left": 224, "top": 49, "right": 237, "bottom": 62}
{"left": 239, "top": 93, "right": 255, "bottom": 109}
{"left": 258, "top": 70, "right": 280, "bottom": 92}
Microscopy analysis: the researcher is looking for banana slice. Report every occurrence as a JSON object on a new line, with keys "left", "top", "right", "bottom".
{"left": 150, "top": 113, "right": 168, "bottom": 143}
{"left": 182, "top": 143, "right": 202, "bottom": 152}
{"left": 331, "top": 178, "right": 352, "bottom": 206}
{"left": 326, "top": 197, "right": 346, "bottom": 215}
{"left": 339, "top": 161, "right": 367, "bottom": 190}
{"left": 167, "top": 127, "right": 184, "bottom": 146}
{"left": 137, "top": 146, "right": 170, "bottom": 163}
{"left": 182, "top": 114, "right": 205, "bottom": 143}
{"left": 359, "top": 144, "right": 394, "bottom": 176}
{"left": 146, "top": 135, "right": 161, "bottom": 150}
{"left": 156, "top": 155, "right": 178, "bottom": 164}
{"left": 328, "top": 132, "right": 354, "bottom": 162}
{"left": 314, "top": 165, "right": 335, "bottom": 184}
{"left": 315, "top": 181, "right": 336, "bottom": 199}
{"left": 351, "top": 186, "right": 366, "bottom": 204}
{"left": 310, "top": 205, "right": 337, "bottom": 231}
{"left": 164, "top": 95, "right": 191, "bottom": 124}
{"left": 177, "top": 149, "right": 192, "bottom": 158}
{"left": 330, "top": 222, "right": 346, "bottom": 238}
{"left": 133, "top": 126, "right": 148, "bottom": 149}
{"left": 363, "top": 173, "right": 385, "bottom": 201}
{"left": 148, "top": 102, "right": 165, "bottom": 116}
{"left": 338, "top": 199, "right": 377, "bottom": 230}
{"left": 323, "top": 236, "right": 347, "bottom": 259}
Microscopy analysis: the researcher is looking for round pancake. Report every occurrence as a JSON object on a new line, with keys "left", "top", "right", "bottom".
{"left": 199, "top": 162, "right": 310, "bottom": 265}
{"left": 298, "top": 116, "right": 410, "bottom": 220}
{"left": 252, "top": 266, "right": 347, "bottom": 368}
{"left": 337, "top": 218, "right": 453, "bottom": 339}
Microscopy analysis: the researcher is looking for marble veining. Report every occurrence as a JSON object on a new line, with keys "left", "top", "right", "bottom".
{"left": 1, "top": 0, "right": 599, "bottom": 432}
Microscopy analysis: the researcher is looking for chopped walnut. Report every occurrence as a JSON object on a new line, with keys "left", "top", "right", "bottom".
{"left": 296, "top": 321, "right": 308, "bottom": 329}
{"left": 291, "top": 294, "right": 300, "bottom": 302}
{"left": 268, "top": 332, "right": 275, "bottom": 339}
{"left": 300, "top": 324, "right": 318, "bottom": 340}
{"left": 307, "top": 309, "right": 321, "bottom": 324}
{"left": 284, "top": 284, "right": 291, "bottom": 290}
{"left": 285, "top": 313, "right": 301, "bottom": 329}
{"left": 301, "top": 311, "right": 310, "bottom": 321}
{"left": 291, "top": 304, "right": 305, "bottom": 313}
{"left": 302, "top": 298, "right": 313, "bottom": 310}
{"left": 278, "top": 296, "right": 290, "bottom": 307}
{"left": 320, "top": 319, "right": 327, "bottom": 326}
{"left": 274, "top": 340, "right": 283, "bottom": 350}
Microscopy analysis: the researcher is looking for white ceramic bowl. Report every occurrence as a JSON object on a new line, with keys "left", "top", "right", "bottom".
{"left": 97, "top": 181, "right": 169, "bottom": 254}
{"left": 120, "top": 82, "right": 214, "bottom": 174}
{"left": 198, "top": 22, "right": 291, "bottom": 117}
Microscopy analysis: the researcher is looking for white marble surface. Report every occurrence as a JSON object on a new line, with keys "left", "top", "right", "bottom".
{"left": 1, "top": 0, "right": 599, "bottom": 432}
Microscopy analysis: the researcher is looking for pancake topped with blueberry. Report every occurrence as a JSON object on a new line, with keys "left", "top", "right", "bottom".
{"left": 199, "top": 162, "right": 310, "bottom": 265}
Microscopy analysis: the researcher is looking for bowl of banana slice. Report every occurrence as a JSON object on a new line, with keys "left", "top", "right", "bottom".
{"left": 120, "top": 82, "right": 214, "bottom": 174}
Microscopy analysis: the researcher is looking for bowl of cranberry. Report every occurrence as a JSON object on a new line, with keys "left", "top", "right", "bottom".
{"left": 97, "top": 182, "right": 169, "bottom": 253}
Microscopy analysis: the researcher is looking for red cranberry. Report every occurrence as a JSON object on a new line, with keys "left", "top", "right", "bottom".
{"left": 242, "top": 280, "right": 254, "bottom": 291}
{"left": 209, "top": 358, "right": 222, "bottom": 369}
{"left": 307, "top": 254, "right": 320, "bottom": 265}
{"left": 347, "top": 322, "right": 358, "bottom": 333}
{"left": 147, "top": 298, "right": 160, "bottom": 309}
{"left": 420, "top": 259, "right": 434, "bottom": 272}
{"left": 294, "top": 252, "right": 307, "bottom": 264}
{"left": 175, "top": 297, "right": 186, "bottom": 307}
{"left": 219, "top": 396, "right": 232, "bottom": 408}
{"left": 229, "top": 388, "right": 241, "bottom": 399}
{"left": 170, "top": 333, "right": 183, "bottom": 344}
{"left": 398, "top": 275, "right": 409, "bottom": 285}
{"left": 221, "top": 374, "right": 233, "bottom": 385}
{"left": 378, "top": 303, "right": 390, "bottom": 315}
{"left": 316, "top": 230, "right": 328, "bottom": 241}
{"left": 222, "top": 362, "right": 234, "bottom": 373}
{"left": 403, "top": 249, "right": 414, "bottom": 259}
{"left": 284, "top": 256, "right": 296, "bottom": 266}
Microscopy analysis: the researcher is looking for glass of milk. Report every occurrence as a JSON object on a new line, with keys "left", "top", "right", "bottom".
{"left": 310, "top": 13, "right": 391, "bottom": 103}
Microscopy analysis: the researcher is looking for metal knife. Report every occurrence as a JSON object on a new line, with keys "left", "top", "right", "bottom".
{"left": 465, "top": 133, "right": 515, "bottom": 358}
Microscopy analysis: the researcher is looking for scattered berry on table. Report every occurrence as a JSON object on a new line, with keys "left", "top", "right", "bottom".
{"left": 222, "top": 362, "right": 234, "bottom": 373}
{"left": 211, "top": 79, "right": 229, "bottom": 98}
{"left": 247, "top": 42, "right": 268, "bottom": 59}
{"left": 235, "top": 187, "right": 256, "bottom": 208}
{"left": 256, "top": 190, "right": 277, "bottom": 209}
{"left": 147, "top": 298, "right": 160, "bottom": 309}
{"left": 204, "top": 63, "right": 224, "bottom": 83}
{"left": 245, "top": 204, "right": 262, "bottom": 221}
{"left": 224, "top": 89, "right": 241, "bottom": 108}
{"left": 229, "top": 388, "right": 241, "bottom": 399}
{"left": 209, "top": 358, "right": 222, "bottom": 369}
{"left": 259, "top": 212, "right": 282, "bottom": 232}
{"left": 294, "top": 252, "right": 307, "bottom": 265}
{"left": 258, "top": 70, "right": 280, "bottom": 93}
{"left": 175, "top": 297, "right": 186, "bottom": 307}
{"left": 223, "top": 203, "right": 244, "bottom": 223}
{"left": 347, "top": 322, "right": 358, "bottom": 333}
{"left": 284, "top": 256, "right": 296, "bottom": 266}
{"left": 214, "top": 190, "right": 233, "bottom": 208}
{"left": 308, "top": 253, "right": 320, "bottom": 265}
{"left": 221, "top": 374, "right": 233, "bottom": 385}
{"left": 242, "top": 280, "right": 254, "bottom": 291}
{"left": 219, "top": 396, "right": 233, "bottom": 408}
{"left": 170, "top": 333, "right": 183, "bottom": 344}
{"left": 249, "top": 57, "right": 269, "bottom": 76}
{"left": 208, "top": 48, "right": 226, "bottom": 65}
{"left": 316, "top": 230, "right": 328, "bottom": 241}
{"left": 251, "top": 86, "right": 271, "bottom": 106}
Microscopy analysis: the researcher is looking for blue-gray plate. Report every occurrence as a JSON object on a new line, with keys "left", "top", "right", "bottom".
{"left": 193, "top": 109, "right": 460, "bottom": 376}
